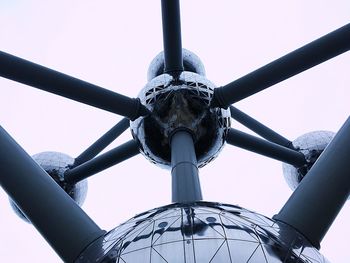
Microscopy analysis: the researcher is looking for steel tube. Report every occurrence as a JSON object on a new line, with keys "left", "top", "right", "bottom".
{"left": 212, "top": 23, "right": 350, "bottom": 108}
{"left": 0, "top": 51, "right": 149, "bottom": 120}
{"left": 65, "top": 139, "right": 139, "bottom": 184}
{"left": 73, "top": 118, "right": 130, "bottom": 166}
{"left": 171, "top": 130, "right": 202, "bottom": 203}
{"left": 230, "top": 106, "right": 293, "bottom": 148}
{"left": 226, "top": 128, "right": 306, "bottom": 167}
{"left": 161, "top": 0, "right": 184, "bottom": 75}
{"left": 274, "top": 117, "right": 350, "bottom": 248}
{"left": 0, "top": 126, "right": 105, "bottom": 263}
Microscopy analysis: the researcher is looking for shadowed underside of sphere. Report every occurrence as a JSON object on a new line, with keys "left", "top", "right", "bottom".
{"left": 76, "top": 202, "right": 328, "bottom": 263}
{"left": 131, "top": 72, "right": 231, "bottom": 169}
{"left": 9, "top": 151, "right": 88, "bottom": 222}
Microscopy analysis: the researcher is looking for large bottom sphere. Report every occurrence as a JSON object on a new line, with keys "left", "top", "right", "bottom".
{"left": 76, "top": 202, "right": 328, "bottom": 263}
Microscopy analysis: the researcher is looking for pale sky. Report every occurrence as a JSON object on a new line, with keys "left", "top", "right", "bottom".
{"left": 0, "top": 1, "right": 349, "bottom": 262}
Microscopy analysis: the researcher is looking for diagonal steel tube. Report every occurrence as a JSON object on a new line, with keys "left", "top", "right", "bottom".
{"left": 211, "top": 23, "right": 350, "bottom": 108}
{"left": 274, "top": 117, "right": 350, "bottom": 248}
{"left": 226, "top": 128, "right": 306, "bottom": 167}
{"left": 229, "top": 106, "right": 293, "bottom": 148}
{"left": 65, "top": 139, "right": 139, "bottom": 184}
{"left": 73, "top": 118, "right": 130, "bottom": 167}
{"left": 161, "top": 0, "right": 184, "bottom": 75}
{"left": 0, "top": 51, "right": 149, "bottom": 120}
{"left": 0, "top": 126, "right": 105, "bottom": 263}
{"left": 171, "top": 130, "right": 202, "bottom": 203}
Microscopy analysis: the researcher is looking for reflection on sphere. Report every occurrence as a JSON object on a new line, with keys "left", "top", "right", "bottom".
{"left": 76, "top": 202, "right": 329, "bottom": 263}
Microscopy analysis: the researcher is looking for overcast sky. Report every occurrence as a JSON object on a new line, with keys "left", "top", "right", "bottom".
{"left": 0, "top": 1, "right": 349, "bottom": 262}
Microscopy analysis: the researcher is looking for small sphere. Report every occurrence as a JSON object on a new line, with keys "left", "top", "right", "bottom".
{"left": 131, "top": 72, "right": 231, "bottom": 169}
{"left": 282, "top": 131, "right": 335, "bottom": 190}
{"left": 76, "top": 202, "right": 329, "bottom": 263}
{"left": 9, "top": 151, "right": 88, "bottom": 223}
{"left": 147, "top": 49, "right": 206, "bottom": 81}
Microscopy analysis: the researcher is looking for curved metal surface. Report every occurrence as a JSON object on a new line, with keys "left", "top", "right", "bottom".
{"left": 131, "top": 72, "right": 230, "bottom": 169}
{"left": 282, "top": 131, "right": 335, "bottom": 190}
{"left": 147, "top": 49, "right": 206, "bottom": 81}
{"left": 76, "top": 202, "right": 329, "bottom": 263}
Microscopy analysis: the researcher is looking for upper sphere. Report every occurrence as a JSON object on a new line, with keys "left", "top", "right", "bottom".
{"left": 131, "top": 72, "right": 231, "bottom": 169}
{"left": 147, "top": 49, "right": 206, "bottom": 81}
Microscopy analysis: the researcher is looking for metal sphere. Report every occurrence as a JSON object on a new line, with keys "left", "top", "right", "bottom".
{"left": 131, "top": 72, "right": 231, "bottom": 169}
{"left": 282, "top": 131, "right": 335, "bottom": 190}
{"left": 76, "top": 202, "right": 329, "bottom": 263}
{"left": 147, "top": 49, "right": 206, "bottom": 81}
{"left": 9, "top": 151, "right": 88, "bottom": 223}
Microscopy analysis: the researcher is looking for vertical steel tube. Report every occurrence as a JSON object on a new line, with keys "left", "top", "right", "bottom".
{"left": 229, "top": 106, "right": 293, "bottom": 148}
{"left": 274, "top": 117, "right": 350, "bottom": 248}
{"left": 161, "top": 0, "right": 184, "bottom": 75}
{"left": 0, "top": 126, "right": 105, "bottom": 262}
{"left": 171, "top": 130, "right": 202, "bottom": 203}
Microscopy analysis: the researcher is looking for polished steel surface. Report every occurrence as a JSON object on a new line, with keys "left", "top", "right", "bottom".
{"left": 131, "top": 72, "right": 231, "bottom": 169}
{"left": 9, "top": 151, "right": 88, "bottom": 222}
{"left": 282, "top": 131, "right": 335, "bottom": 190}
{"left": 76, "top": 202, "right": 329, "bottom": 262}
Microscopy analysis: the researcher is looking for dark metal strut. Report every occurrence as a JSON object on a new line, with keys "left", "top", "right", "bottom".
{"left": 226, "top": 128, "right": 306, "bottom": 167}
{"left": 161, "top": 0, "right": 184, "bottom": 75}
{"left": 274, "top": 117, "right": 350, "bottom": 248}
{"left": 0, "top": 126, "right": 105, "bottom": 263}
{"left": 211, "top": 23, "right": 350, "bottom": 108}
{"left": 171, "top": 130, "right": 202, "bottom": 203}
{"left": 0, "top": 51, "right": 149, "bottom": 120}
{"left": 229, "top": 106, "right": 294, "bottom": 148}
{"left": 65, "top": 139, "right": 140, "bottom": 184}
{"left": 73, "top": 118, "right": 130, "bottom": 167}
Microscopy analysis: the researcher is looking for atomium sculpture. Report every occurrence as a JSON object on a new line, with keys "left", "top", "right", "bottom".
{"left": 0, "top": 1, "right": 350, "bottom": 263}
